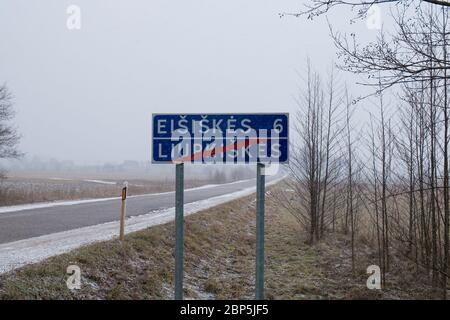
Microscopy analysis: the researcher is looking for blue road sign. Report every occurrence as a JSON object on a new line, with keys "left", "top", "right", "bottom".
{"left": 152, "top": 113, "right": 289, "bottom": 164}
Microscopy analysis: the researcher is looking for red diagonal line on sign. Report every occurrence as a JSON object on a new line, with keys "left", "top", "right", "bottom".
{"left": 174, "top": 137, "right": 269, "bottom": 163}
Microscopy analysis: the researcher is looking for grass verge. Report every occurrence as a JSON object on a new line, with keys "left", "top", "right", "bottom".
{"left": 0, "top": 187, "right": 437, "bottom": 299}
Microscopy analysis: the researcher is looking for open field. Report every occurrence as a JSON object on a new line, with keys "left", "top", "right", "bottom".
{"left": 0, "top": 184, "right": 438, "bottom": 300}
{"left": 0, "top": 176, "right": 221, "bottom": 207}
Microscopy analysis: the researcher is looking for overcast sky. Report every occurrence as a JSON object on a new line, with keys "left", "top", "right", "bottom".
{"left": 0, "top": 1, "right": 379, "bottom": 164}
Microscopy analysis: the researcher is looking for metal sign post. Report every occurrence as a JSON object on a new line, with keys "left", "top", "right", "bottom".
{"left": 151, "top": 113, "right": 289, "bottom": 301}
{"left": 255, "top": 163, "right": 265, "bottom": 299}
{"left": 175, "top": 163, "right": 184, "bottom": 300}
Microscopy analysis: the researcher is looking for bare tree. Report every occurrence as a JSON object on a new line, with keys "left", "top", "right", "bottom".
{"left": 301, "top": 2, "right": 450, "bottom": 295}
{"left": 275, "top": 5, "right": 450, "bottom": 293}
{"left": 281, "top": 0, "right": 450, "bottom": 21}
{"left": 440, "top": 6, "right": 449, "bottom": 298}
{"left": 0, "top": 84, "right": 21, "bottom": 163}
{"left": 274, "top": 60, "right": 345, "bottom": 244}
{"left": 344, "top": 88, "right": 356, "bottom": 273}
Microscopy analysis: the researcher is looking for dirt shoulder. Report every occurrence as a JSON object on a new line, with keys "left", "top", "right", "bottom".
{"left": 0, "top": 187, "right": 437, "bottom": 299}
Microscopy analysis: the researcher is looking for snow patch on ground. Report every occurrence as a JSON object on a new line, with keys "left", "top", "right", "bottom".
{"left": 83, "top": 179, "right": 117, "bottom": 185}
{"left": 49, "top": 177, "right": 72, "bottom": 181}
{"left": 0, "top": 177, "right": 283, "bottom": 274}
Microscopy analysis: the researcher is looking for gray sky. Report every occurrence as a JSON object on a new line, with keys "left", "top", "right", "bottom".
{"left": 0, "top": 1, "right": 376, "bottom": 164}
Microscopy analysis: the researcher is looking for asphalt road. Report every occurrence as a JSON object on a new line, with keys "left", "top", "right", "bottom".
{"left": 0, "top": 177, "right": 273, "bottom": 244}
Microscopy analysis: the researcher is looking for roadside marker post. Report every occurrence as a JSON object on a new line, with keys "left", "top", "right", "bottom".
{"left": 151, "top": 113, "right": 289, "bottom": 300}
{"left": 119, "top": 181, "right": 128, "bottom": 241}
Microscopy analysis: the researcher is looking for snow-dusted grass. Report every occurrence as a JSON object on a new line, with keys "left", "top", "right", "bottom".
{"left": 0, "top": 179, "right": 437, "bottom": 300}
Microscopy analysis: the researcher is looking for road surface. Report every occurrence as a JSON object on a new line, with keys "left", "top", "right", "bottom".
{"left": 0, "top": 177, "right": 276, "bottom": 244}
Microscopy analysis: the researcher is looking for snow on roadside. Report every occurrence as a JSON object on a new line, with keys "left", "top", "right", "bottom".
{"left": 83, "top": 179, "right": 117, "bottom": 185}
{"left": 0, "top": 176, "right": 284, "bottom": 274}
{"left": 185, "top": 179, "right": 254, "bottom": 191}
